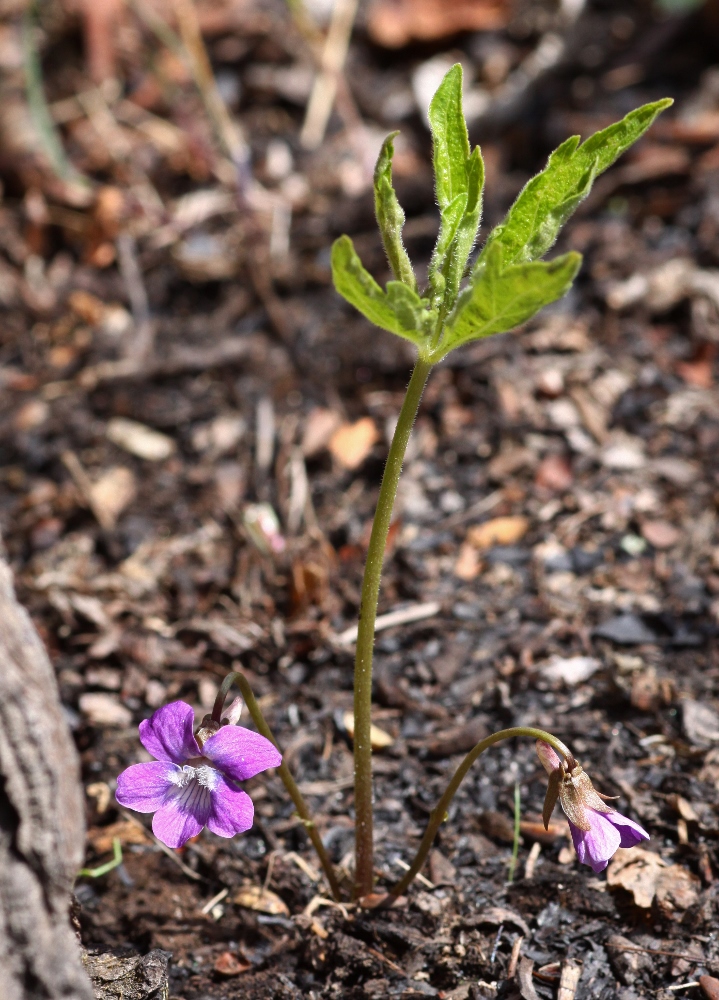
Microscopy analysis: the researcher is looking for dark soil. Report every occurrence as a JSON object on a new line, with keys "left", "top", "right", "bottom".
{"left": 3, "top": 0, "right": 719, "bottom": 996}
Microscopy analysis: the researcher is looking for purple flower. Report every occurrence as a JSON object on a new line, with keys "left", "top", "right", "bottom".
{"left": 116, "top": 701, "right": 282, "bottom": 848}
{"left": 536, "top": 740, "right": 649, "bottom": 874}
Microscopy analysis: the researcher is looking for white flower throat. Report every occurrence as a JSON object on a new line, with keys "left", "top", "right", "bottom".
{"left": 170, "top": 763, "right": 219, "bottom": 791}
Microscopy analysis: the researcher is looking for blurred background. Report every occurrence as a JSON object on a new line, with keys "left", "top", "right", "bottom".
{"left": 5, "top": 0, "right": 719, "bottom": 994}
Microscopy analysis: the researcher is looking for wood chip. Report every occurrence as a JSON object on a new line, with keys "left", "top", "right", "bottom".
{"left": 466, "top": 516, "right": 529, "bottom": 549}
{"left": 328, "top": 417, "right": 379, "bottom": 469}
{"left": 342, "top": 711, "right": 394, "bottom": 750}
{"left": 641, "top": 519, "right": 680, "bottom": 549}
{"left": 557, "top": 958, "right": 583, "bottom": 1000}
{"left": 234, "top": 885, "right": 290, "bottom": 916}
{"left": 89, "top": 466, "right": 137, "bottom": 530}
{"left": 106, "top": 417, "right": 176, "bottom": 461}
{"left": 78, "top": 692, "right": 132, "bottom": 727}
{"left": 517, "top": 955, "right": 540, "bottom": 1000}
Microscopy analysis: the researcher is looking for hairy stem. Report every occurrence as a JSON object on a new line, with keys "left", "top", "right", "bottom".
{"left": 216, "top": 671, "right": 342, "bottom": 901}
{"left": 354, "top": 357, "right": 433, "bottom": 898}
{"left": 387, "top": 728, "right": 571, "bottom": 899}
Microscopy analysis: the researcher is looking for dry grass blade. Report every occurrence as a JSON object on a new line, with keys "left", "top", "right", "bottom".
{"left": 300, "top": 0, "right": 360, "bottom": 150}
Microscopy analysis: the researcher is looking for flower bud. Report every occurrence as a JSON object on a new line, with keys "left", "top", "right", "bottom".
{"left": 221, "top": 695, "right": 244, "bottom": 726}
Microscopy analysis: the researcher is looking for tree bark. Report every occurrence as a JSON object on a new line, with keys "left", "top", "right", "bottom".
{"left": 0, "top": 551, "right": 93, "bottom": 999}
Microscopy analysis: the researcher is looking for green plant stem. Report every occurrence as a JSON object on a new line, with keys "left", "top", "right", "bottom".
{"left": 78, "top": 838, "right": 123, "bottom": 879}
{"left": 387, "top": 727, "right": 570, "bottom": 899}
{"left": 215, "top": 671, "right": 342, "bottom": 901}
{"left": 354, "top": 357, "right": 433, "bottom": 898}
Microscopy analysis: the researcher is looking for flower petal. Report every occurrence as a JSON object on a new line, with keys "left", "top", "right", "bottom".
{"left": 207, "top": 775, "right": 255, "bottom": 838}
{"left": 116, "top": 761, "right": 176, "bottom": 812}
{"left": 139, "top": 701, "right": 200, "bottom": 764}
{"left": 202, "top": 726, "right": 282, "bottom": 781}
{"left": 570, "top": 809, "right": 622, "bottom": 873}
{"left": 611, "top": 812, "right": 650, "bottom": 848}
{"left": 152, "top": 775, "right": 212, "bottom": 848}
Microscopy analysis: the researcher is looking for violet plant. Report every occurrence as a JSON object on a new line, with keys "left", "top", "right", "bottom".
{"left": 116, "top": 66, "right": 668, "bottom": 902}
{"left": 330, "top": 64, "right": 668, "bottom": 899}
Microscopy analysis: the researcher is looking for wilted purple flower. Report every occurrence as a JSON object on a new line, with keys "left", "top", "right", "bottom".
{"left": 116, "top": 701, "right": 281, "bottom": 848}
{"left": 536, "top": 740, "right": 649, "bottom": 873}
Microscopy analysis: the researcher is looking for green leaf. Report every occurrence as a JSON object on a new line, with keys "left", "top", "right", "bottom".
{"left": 331, "top": 235, "right": 432, "bottom": 345}
{"left": 436, "top": 244, "right": 582, "bottom": 358}
{"left": 374, "top": 132, "right": 416, "bottom": 290}
{"left": 428, "top": 191, "right": 468, "bottom": 304}
{"left": 477, "top": 98, "right": 673, "bottom": 271}
{"left": 427, "top": 66, "right": 485, "bottom": 313}
{"left": 443, "top": 145, "right": 484, "bottom": 309}
{"left": 428, "top": 63, "right": 470, "bottom": 210}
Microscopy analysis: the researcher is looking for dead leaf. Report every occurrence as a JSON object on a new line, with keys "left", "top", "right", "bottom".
{"left": 234, "top": 885, "right": 290, "bottom": 916}
{"left": 328, "top": 417, "right": 379, "bottom": 470}
{"left": 368, "top": 0, "right": 510, "bottom": 47}
{"left": 213, "top": 951, "right": 251, "bottom": 977}
{"left": 655, "top": 864, "right": 701, "bottom": 918}
{"left": 466, "top": 516, "right": 529, "bottom": 549}
{"left": 342, "top": 711, "right": 394, "bottom": 750}
{"left": 429, "top": 849, "right": 456, "bottom": 885}
{"left": 106, "top": 418, "right": 176, "bottom": 462}
{"left": 607, "top": 847, "right": 667, "bottom": 908}
{"left": 87, "top": 820, "right": 150, "bottom": 853}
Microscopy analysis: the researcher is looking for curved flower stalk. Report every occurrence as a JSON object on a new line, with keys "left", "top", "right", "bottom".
{"left": 116, "top": 700, "right": 281, "bottom": 848}
{"left": 536, "top": 740, "right": 649, "bottom": 873}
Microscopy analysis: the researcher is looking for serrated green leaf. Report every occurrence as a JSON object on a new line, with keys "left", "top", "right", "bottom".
{"left": 427, "top": 66, "right": 485, "bottom": 315}
{"left": 428, "top": 191, "right": 468, "bottom": 303}
{"left": 435, "top": 245, "right": 582, "bottom": 358}
{"left": 443, "top": 145, "right": 484, "bottom": 310}
{"left": 477, "top": 98, "right": 673, "bottom": 271}
{"left": 331, "top": 235, "right": 432, "bottom": 346}
{"left": 374, "top": 132, "right": 416, "bottom": 290}
{"left": 428, "top": 63, "right": 470, "bottom": 211}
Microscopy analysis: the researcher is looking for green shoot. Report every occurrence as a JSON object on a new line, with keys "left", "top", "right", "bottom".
{"left": 78, "top": 837, "right": 123, "bottom": 879}
{"left": 330, "top": 63, "right": 671, "bottom": 899}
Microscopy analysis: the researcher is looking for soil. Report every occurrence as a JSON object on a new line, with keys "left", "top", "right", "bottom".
{"left": 3, "top": 0, "right": 719, "bottom": 997}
